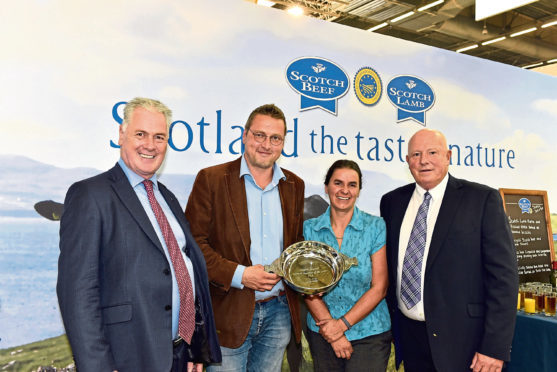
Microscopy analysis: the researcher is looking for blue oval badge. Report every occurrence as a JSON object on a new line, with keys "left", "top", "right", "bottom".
{"left": 286, "top": 57, "right": 349, "bottom": 115}
{"left": 518, "top": 198, "right": 532, "bottom": 214}
{"left": 387, "top": 75, "right": 435, "bottom": 125}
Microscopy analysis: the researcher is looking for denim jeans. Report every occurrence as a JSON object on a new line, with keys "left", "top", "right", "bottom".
{"left": 207, "top": 294, "right": 291, "bottom": 372}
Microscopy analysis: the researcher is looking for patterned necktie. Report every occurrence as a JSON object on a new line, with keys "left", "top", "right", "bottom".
{"left": 143, "top": 180, "right": 195, "bottom": 343}
{"left": 401, "top": 191, "right": 432, "bottom": 310}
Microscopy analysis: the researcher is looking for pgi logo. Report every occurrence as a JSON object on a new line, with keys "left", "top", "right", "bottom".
{"left": 387, "top": 75, "right": 435, "bottom": 125}
{"left": 354, "top": 67, "right": 382, "bottom": 106}
{"left": 286, "top": 57, "right": 349, "bottom": 115}
{"left": 518, "top": 198, "right": 532, "bottom": 214}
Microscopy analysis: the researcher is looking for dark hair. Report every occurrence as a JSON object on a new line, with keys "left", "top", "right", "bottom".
{"left": 324, "top": 160, "right": 362, "bottom": 190}
{"left": 244, "top": 103, "right": 287, "bottom": 135}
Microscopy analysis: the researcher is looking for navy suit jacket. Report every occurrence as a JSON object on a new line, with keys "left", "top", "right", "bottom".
{"left": 380, "top": 174, "right": 518, "bottom": 372}
{"left": 57, "top": 163, "right": 221, "bottom": 372}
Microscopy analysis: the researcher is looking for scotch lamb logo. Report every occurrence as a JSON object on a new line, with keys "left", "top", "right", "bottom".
{"left": 286, "top": 57, "right": 350, "bottom": 115}
{"left": 387, "top": 75, "right": 435, "bottom": 126}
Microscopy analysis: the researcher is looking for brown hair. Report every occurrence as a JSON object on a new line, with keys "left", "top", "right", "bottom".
{"left": 244, "top": 104, "right": 287, "bottom": 135}
{"left": 324, "top": 159, "right": 363, "bottom": 190}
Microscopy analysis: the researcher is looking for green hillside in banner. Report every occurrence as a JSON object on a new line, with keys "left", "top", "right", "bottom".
{"left": 0, "top": 335, "right": 73, "bottom": 371}
{"left": 1, "top": 333, "right": 401, "bottom": 372}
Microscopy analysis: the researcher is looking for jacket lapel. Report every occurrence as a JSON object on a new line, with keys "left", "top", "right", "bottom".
{"left": 278, "top": 175, "right": 296, "bottom": 251}
{"left": 109, "top": 164, "right": 165, "bottom": 255}
{"left": 391, "top": 185, "right": 414, "bottom": 274}
{"left": 425, "top": 174, "right": 463, "bottom": 271}
{"left": 159, "top": 182, "right": 191, "bottom": 252}
{"left": 225, "top": 158, "right": 252, "bottom": 260}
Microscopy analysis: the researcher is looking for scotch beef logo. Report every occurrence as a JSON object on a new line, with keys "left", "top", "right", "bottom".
{"left": 286, "top": 57, "right": 349, "bottom": 115}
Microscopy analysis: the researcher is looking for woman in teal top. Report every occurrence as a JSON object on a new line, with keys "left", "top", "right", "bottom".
{"left": 304, "top": 160, "right": 391, "bottom": 372}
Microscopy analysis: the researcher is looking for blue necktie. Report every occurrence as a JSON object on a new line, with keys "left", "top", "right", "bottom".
{"left": 401, "top": 191, "right": 431, "bottom": 310}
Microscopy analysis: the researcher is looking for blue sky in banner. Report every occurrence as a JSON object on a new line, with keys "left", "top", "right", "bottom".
{"left": 1, "top": 0, "right": 556, "bottom": 211}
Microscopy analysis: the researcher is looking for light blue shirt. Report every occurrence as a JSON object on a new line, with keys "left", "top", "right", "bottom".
{"left": 118, "top": 158, "right": 195, "bottom": 339}
{"left": 303, "top": 206, "right": 391, "bottom": 341}
{"left": 230, "top": 155, "right": 285, "bottom": 301}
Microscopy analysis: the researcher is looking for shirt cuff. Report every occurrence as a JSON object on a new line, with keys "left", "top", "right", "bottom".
{"left": 231, "top": 265, "right": 246, "bottom": 289}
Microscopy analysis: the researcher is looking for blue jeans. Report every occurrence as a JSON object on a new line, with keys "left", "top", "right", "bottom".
{"left": 207, "top": 294, "right": 291, "bottom": 372}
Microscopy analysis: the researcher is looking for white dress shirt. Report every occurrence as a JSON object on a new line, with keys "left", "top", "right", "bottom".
{"left": 397, "top": 173, "right": 449, "bottom": 320}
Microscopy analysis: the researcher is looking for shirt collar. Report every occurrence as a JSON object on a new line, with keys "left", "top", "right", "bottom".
{"left": 414, "top": 172, "right": 449, "bottom": 202}
{"left": 311, "top": 205, "right": 364, "bottom": 232}
{"left": 239, "top": 154, "right": 285, "bottom": 189}
{"left": 118, "top": 158, "right": 159, "bottom": 190}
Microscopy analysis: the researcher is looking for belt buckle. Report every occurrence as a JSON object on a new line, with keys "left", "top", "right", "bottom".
{"left": 173, "top": 336, "right": 184, "bottom": 346}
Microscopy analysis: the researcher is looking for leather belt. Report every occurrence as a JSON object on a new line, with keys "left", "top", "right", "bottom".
{"left": 256, "top": 290, "right": 286, "bottom": 304}
{"left": 173, "top": 336, "right": 184, "bottom": 347}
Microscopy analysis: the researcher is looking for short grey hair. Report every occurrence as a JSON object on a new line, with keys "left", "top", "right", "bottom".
{"left": 122, "top": 97, "right": 172, "bottom": 132}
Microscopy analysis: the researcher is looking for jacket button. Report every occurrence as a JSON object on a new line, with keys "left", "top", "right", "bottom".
{"left": 163, "top": 268, "right": 170, "bottom": 275}
{"left": 165, "top": 305, "right": 171, "bottom": 311}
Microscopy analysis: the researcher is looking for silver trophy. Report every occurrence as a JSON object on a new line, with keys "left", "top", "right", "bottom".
{"left": 264, "top": 240, "right": 358, "bottom": 295}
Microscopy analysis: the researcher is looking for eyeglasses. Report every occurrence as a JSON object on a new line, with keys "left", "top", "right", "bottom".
{"left": 248, "top": 129, "right": 284, "bottom": 146}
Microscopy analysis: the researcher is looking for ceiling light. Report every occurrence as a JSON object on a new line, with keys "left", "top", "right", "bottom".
{"left": 482, "top": 36, "right": 506, "bottom": 45}
{"left": 368, "top": 22, "right": 388, "bottom": 32}
{"left": 391, "top": 11, "right": 415, "bottom": 23}
{"left": 510, "top": 27, "right": 537, "bottom": 37}
{"left": 541, "top": 20, "right": 557, "bottom": 28}
{"left": 287, "top": 6, "right": 304, "bottom": 16}
{"left": 456, "top": 44, "right": 479, "bottom": 53}
{"left": 418, "top": 0, "right": 444, "bottom": 12}
{"left": 523, "top": 62, "right": 543, "bottom": 69}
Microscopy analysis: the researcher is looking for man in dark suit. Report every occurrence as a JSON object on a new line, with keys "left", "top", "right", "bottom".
{"left": 57, "top": 97, "right": 221, "bottom": 372}
{"left": 185, "top": 104, "right": 305, "bottom": 371}
{"left": 380, "top": 128, "right": 518, "bottom": 372}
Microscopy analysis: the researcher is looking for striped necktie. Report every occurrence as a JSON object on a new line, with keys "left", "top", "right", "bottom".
{"left": 401, "top": 191, "right": 432, "bottom": 310}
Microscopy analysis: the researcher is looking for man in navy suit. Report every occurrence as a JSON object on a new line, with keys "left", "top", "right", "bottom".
{"left": 57, "top": 97, "right": 221, "bottom": 372}
{"left": 380, "top": 129, "right": 518, "bottom": 372}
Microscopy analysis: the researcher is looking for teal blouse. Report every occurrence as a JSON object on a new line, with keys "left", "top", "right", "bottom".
{"left": 303, "top": 206, "right": 391, "bottom": 341}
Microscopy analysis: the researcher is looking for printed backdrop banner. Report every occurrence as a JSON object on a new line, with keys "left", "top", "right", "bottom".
{"left": 1, "top": 0, "right": 556, "bottom": 349}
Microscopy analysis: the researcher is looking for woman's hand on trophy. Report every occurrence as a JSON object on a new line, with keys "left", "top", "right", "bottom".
{"left": 304, "top": 292, "right": 325, "bottom": 298}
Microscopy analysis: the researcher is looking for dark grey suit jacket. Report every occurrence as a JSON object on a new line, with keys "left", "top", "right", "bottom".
{"left": 57, "top": 163, "right": 221, "bottom": 372}
{"left": 380, "top": 174, "right": 518, "bottom": 372}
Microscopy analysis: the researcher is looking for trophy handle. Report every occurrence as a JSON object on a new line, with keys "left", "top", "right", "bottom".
{"left": 264, "top": 258, "right": 284, "bottom": 277}
{"left": 340, "top": 253, "right": 358, "bottom": 272}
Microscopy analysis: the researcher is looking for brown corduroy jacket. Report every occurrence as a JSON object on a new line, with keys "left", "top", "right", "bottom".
{"left": 185, "top": 157, "right": 305, "bottom": 348}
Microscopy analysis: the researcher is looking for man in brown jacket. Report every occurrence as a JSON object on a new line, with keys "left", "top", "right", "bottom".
{"left": 185, "top": 104, "right": 305, "bottom": 371}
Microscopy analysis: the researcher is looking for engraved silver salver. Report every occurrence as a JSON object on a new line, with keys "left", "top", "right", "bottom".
{"left": 264, "top": 240, "right": 358, "bottom": 295}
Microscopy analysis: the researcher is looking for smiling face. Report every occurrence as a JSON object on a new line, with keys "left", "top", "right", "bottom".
{"left": 325, "top": 167, "right": 360, "bottom": 213}
{"left": 242, "top": 113, "right": 285, "bottom": 171}
{"left": 118, "top": 106, "right": 168, "bottom": 179}
{"left": 406, "top": 129, "right": 451, "bottom": 190}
